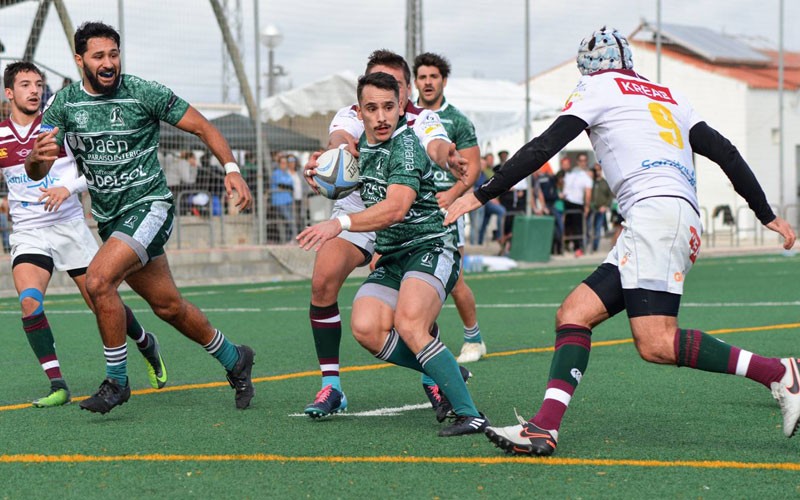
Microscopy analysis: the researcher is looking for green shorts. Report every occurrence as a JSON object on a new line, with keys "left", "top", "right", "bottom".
{"left": 97, "top": 200, "right": 174, "bottom": 265}
{"left": 361, "top": 242, "right": 461, "bottom": 304}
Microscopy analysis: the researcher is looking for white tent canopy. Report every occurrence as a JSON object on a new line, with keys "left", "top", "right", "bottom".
{"left": 263, "top": 71, "right": 358, "bottom": 122}
{"left": 261, "top": 72, "right": 561, "bottom": 151}
{"left": 436, "top": 77, "right": 560, "bottom": 146}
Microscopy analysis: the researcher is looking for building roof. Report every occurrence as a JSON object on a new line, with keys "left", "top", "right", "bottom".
{"left": 631, "top": 22, "right": 772, "bottom": 65}
{"left": 631, "top": 22, "right": 800, "bottom": 91}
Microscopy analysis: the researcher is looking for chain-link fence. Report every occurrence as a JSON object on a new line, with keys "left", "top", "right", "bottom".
{"left": 1, "top": 0, "right": 797, "bottom": 253}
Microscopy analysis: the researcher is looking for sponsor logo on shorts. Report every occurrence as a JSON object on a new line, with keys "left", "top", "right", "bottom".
{"left": 0, "top": 148, "right": 6, "bottom": 158}
{"left": 421, "top": 253, "right": 434, "bottom": 268}
{"left": 368, "top": 267, "right": 386, "bottom": 280}
{"left": 689, "top": 226, "right": 701, "bottom": 263}
{"left": 123, "top": 215, "right": 138, "bottom": 228}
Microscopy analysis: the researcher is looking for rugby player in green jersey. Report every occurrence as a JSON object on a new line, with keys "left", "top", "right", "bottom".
{"left": 298, "top": 72, "right": 488, "bottom": 436}
{"left": 413, "top": 52, "right": 486, "bottom": 364}
{"left": 26, "top": 21, "right": 255, "bottom": 414}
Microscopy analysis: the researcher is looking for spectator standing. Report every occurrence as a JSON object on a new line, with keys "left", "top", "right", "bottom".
{"left": 562, "top": 152, "right": 593, "bottom": 256}
{"left": 589, "top": 163, "right": 613, "bottom": 252}
{"left": 270, "top": 155, "right": 295, "bottom": 242}
{"left": 286, "top": 154, "right": 305, "bottom": 235}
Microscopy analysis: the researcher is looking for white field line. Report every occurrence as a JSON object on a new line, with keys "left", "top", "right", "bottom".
{"left": 289, "top": 403, "right": 431, "bottom": 417}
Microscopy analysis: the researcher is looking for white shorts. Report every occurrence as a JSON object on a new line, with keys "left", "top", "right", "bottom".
{"left": 10, "top": 218, "right": 99, "bottom": 272}
{"left": 603, "top": 197, "right": 701, "bottom": 295}
{"left": 331, "top": 191, "right": 376, "bottom": 256}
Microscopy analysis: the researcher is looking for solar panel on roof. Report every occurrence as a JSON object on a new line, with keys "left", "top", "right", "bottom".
{"left": 633, "top": 22, "right": 772, "bottom": 65}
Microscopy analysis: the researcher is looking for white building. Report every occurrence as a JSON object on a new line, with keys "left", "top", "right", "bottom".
{"left": 501, "top": 22, "right": 800, "bottom": 235}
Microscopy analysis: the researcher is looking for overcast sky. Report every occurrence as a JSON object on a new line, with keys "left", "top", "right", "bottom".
{"left": 2, "top": 0, "right": 798, "bottom": 104}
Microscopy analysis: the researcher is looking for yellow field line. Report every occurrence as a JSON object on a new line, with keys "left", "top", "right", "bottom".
{"left": 0, "top": 453, "right": 799, "bottom": 470}
{"left": 2, "top": 323, "right": 798, "bottom": 413}
{"left": 485, "top": 322, "right": 800, "bottom": 357}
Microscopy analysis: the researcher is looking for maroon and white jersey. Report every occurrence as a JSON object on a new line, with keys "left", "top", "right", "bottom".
{"left": 0, "top": 115, "right": 86, "bottom": 230}
{"left": 329, "top": 101, "right": 450, "bottom": 151}
{"left": 561, "top": 69, "right": 703, "bottom": 217}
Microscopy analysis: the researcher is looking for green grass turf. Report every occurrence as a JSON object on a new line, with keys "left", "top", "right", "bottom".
{"left": 1, "top": 252, "right": 799, "bottom": 498}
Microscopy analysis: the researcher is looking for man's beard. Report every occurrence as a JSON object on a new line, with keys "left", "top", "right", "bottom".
{"left": 18, "top": 102, "right": 40, "bottom": 116}
{"left": 84, "top": 68, "right": 120, "bottom": 96}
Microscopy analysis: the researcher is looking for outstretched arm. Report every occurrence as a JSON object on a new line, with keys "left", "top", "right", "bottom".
{"left": 689, "top": 121, "right": 795, "bottom": 249}
{"left": 296, "top": 184, "right": 416, "bottom": 251}
{"left": 443, "top": 115, "right": 587, "bottom": 224}
{"left": 435, "top": 145, "right": 481, "bottom": 209}
{"left": 175, "top": 106, "right": 252, "bottom": 211}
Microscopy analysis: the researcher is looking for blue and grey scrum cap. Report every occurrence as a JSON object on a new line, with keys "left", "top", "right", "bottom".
{"left": 576, "top": 26, "right": 634, "bottom": 75}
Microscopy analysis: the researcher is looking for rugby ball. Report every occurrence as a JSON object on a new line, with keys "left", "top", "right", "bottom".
{"left": 314, "top": 147, "right": 360, "bottom": 200}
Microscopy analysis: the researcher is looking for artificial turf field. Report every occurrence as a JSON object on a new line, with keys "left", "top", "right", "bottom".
{"left": 0, "top": 252, "right": 799, "bottom": 498}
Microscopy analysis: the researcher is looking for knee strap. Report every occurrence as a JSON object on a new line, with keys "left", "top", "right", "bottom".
{"left": 19, "top": 288, "right": 45, "bottom": 315}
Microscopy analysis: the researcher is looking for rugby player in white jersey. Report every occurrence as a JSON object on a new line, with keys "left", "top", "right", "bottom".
{"left": 443, "top": 27, "right": 797, "bottom": 456}
{"left": 301, "top": 50, "right": 469, "bottom": 419}
{"left": 1, "top": 61, "right": 166, "bottom": 407}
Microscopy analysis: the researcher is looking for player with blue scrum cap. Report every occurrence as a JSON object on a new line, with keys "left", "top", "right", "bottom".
{"left": 444, "top": 26, "right": 798, "bottom": 455}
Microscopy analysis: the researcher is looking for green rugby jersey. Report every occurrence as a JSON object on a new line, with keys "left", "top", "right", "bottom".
{"left": 423, "top": 98, "right": 478, "bottom": 192}
{"left": 42, "top": 75, "right": 190, "bottom": 222}
{"left": 358, "top": 118, "right": 457, "bottom": 254}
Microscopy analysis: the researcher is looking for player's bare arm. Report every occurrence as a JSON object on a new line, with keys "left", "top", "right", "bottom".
{"left": 435, "top": 145, "right": 481, "bottom": 209}
{"left": 427, "top": 139, "right": 467, "bottom": 182}
{"left": 297, "top": 184, "right": 416, "bottom": 251}
{"left": 24, "top": 127, "right": 60, "bottom": 181}
{"left": 443, "top": 192, "right": 482, "bottom": 225}
{"left": 175, "top": 106, "right": 253, "bottom": 210}
{"left": 328, "top": 129, "right": 360, "bottom": 158}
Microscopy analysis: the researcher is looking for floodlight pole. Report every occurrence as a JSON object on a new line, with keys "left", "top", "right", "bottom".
{"left": 524, "top": 0, "right": 532, "bottom": 215}
{"left": 117, "top": 0, "right": 125, "bottom": 70}
{"left": 253, "top": 0, "right": 265, "bottom": 245}
{"left": 778, "top": 0, "right": 785, "bottom": 211}
{"left": 656, "top": 0, "right": 662, "bottom": 83}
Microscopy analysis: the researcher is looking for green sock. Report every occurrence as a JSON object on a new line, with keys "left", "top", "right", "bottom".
{"left": 463, "top": 323, "right": 482, "bottom": 343}
{"left": 22, "top": 312, "right": 64, "bottom": 381}
{"left": 104, "top": 344, "right": 128, "bottom": 386}
{"left": 203, "top": 329, "right": 239, "bottom": 371}
{"left": 375, "top": 328, "right": 424, "bottom": 372}
{"left": 417, "top": 338, "right": 479, "bottom": 417}
{"left": 675, "top": 328, "right": 731, "bottom": 372}
{"left": 124, "top": 305, "right": 152, "bottom": 350}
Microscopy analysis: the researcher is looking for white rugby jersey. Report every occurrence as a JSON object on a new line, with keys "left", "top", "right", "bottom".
{"left": 561, "top": 69, "right": 703, "bottom": 217}
{"left": 0, "top": 115, "right": 86, "bottom": 230}
{"left": 329, "top": 101, "right": 450, "bottom": 152}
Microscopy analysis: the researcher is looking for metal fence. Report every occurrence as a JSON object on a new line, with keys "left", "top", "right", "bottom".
{"left": 0, "top": 1, "right": 795, "bottom": 254}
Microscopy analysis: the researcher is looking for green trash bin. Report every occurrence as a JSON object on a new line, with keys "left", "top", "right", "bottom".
{"left": 508, "top": 215, "right": 554, "bottom": 263}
